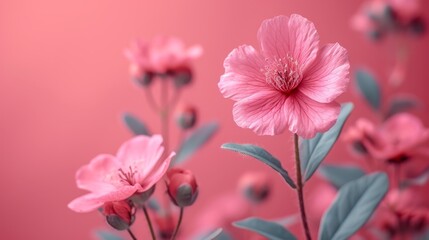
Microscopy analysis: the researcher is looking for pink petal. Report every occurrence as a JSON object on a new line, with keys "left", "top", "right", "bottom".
{"left": 300, "top": 43, "right": 350, "bottom": 103}
{"left": 257, "top": 14, "right": 319, "bottom": 72}
{"left": 68, "top": 185, "right": 140, "bottom": 213}
{"left": 116, "top": 135, "right": 165, "bottom": 178}
{"left": 76, "top": 154, "right": 120, "bottom": 193}
{"left": 285, "top": 91, "right": 341, "bottom": 138}
{"left": 139, "top": 152, "right": 175, "bottom": 192}
{"left": 288, "top": 14, "right": 320, "bottom": 72}
{"left": 232, "top": 90, "right": 289, "bottom": 135}
{"left": 219, "top": 45, "right": 269, "bottom": 102}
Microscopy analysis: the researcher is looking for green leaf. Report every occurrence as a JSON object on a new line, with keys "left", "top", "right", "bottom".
{"left": 355, "top": 69, "right": 381, "bottom": 111}
{"left": 233, "top": 218, "right": 297, "bottom": 240}
{"left": 202, "top": 228, "right": 224, "bottom": 240}
{"left": 173, "top": 122, "right": 218, "bottom": 165}
{"left": 319, "top": 164, "right": 366, "bottom": 189}
{"left": 386, "top": 96, "right": 419, "bottom": 118}
{"left": 95, "top": 230, "right": 124, "bottom": 240}
{"left": 272, "top": 214, "right": 299, "bottom": 227}
{"left": 300, "top": 103, "right": 354, "bottom": 182}
{"left": 221, "top": 143, "right": 296, "bottom": 188}
{"left": 122, "top": 113, "right": 150, "bottom": 136}
{"left": 319, "top": 172, "right": 389, "bottom": 240}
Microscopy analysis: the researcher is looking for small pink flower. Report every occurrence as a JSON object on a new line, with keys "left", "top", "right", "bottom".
{"left": 218, "top": 15, "right": 350, "bottom": 138}
{"left": 238, "top": 172, "right": 271, "bottom": 203}
{"left": 68, "top": 135, "right": 175, "bottom": 212}
{"left": 124, "top": 36, "right": 203, "bottom": 75}
{"left": 363, "top": 113, "right": 429, "bottom": 163}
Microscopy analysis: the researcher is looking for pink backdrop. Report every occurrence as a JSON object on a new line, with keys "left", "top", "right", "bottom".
{"left": 1, "top": 0, "right": 428, "bottom": 239}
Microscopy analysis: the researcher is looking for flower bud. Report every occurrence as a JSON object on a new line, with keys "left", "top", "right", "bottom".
{"left": 130, "top": 64, "right": 154, "bottom": 87}
{"left": 154, "top": 212, "right": 176, "bottom": 240}
{"left": 175, "top": 105, "right": 197, "bottom": 130}
{"left": 166, "top": 168, "right": 198, "bottom": 207}
{"left": 238, "top": 172, "right": 270, "bottom": 204}
{"left": 103, "top": 200, "right": 134, "bottom": 230}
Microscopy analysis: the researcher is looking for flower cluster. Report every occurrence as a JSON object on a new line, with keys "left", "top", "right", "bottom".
{"left": 351, "top": 0, "right": 426, "bottom": 40}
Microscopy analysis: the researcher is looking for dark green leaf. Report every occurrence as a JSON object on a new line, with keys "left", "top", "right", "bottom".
{"left": 319, "top": 172, "right": 389, "bottom": 240}
{"left": 221, "top": 143, "right": 296, "bottom": 188}
{"left": 319, "top": 164, "right": 366, "bottom": 189}
{"left": 300, "top": 103, "right": 354, "bottom": 182}
{"left": 95, "top": 230, "right": 124, "bottom": 240}
{"left": 173, "top": 122, "right": 218, "bottom": 165}
{"left": 233, "top": 217, "right": 297, "bottom": 240}
{"left": 355, "top": 69, "right": 381, "bottom": 110}
{"left": 386, "top": 96, "right": 419, "bottom": 118}
{"left": 122, "top": 113, "right": 150, "bottom": 136}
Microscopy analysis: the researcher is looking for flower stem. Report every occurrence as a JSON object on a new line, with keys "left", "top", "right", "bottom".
{"left": 170, "top": 207, "right": 184, "bottom": 240}
{"left": 294, "top": 134, "right": 312, "bottom": 240}
{"left": 127, "top": 229, "right": 138, "bottom": 240}
{"left": 142, "top": 206, "right": 156, "bottom": 240}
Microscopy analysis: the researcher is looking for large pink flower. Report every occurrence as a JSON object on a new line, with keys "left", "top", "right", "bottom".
{"left": 124, "top": 36, "right": 203, "bottom": 75}
{"left": 218, "top": 15, "right": 350, "bottom": 138}
{"left": 68, "top": 135, "right": 175, "bottom": 212}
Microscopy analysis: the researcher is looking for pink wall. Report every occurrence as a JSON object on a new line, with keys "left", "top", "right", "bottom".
{"left": 1, "top": 0, "right": 428, "bottom": 239}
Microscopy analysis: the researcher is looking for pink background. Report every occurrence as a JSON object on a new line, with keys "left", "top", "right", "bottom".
{"left": 1, "top": 0, "right": 428, "bottom": 239}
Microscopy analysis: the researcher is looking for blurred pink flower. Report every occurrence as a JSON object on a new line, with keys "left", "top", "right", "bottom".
{"left": 379, "top": 188, "right": 429, "bottom": 238}
{"left": 124, "top": 36, "right": 203, "bottom": 76}
{"left": 351, "top": 0, "right": 388, "bottom": 37}
{"left": 389, "top": 0, "right": 421, "bottom": 22}
{"left": 363, "top": 113, "right": 429, "bottom": 163}
{"left": 238, "top": 172, "right": 271, "bottom": 204}
{"left": 218, "top": 14, "right": 349, "bottom": 138}
{"left": 68, "top": 135, "right": 175, "bottom": 212}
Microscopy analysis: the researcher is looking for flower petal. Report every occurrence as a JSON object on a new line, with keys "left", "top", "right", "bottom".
{"left": 116, "top": 135, "right": 165, "bottom": 178}
{"left": 300, "top": 43, "right": 350, "bottom": 103}
{"left": 68, "top": 185, "right": 140, "bottom": 213}
{"left": 232, "top": 90, "right": 289, "bottom": 135}
{"left": 219, "top": 45, "right": 269, "bottom": 101}
{"left": 288, "top": 14, "right": 320, "bottom": 72}
{"left": 285, "top": 91, "right": 341, "bottom": 138}
{"left": 76, "top": 154, "right": 120, "bottom": 193}
{"left": 139, "top": 152, "right": 176, "bottom": 192}
{"left": 257, "top": 14, "right": 319, "bottom": 72}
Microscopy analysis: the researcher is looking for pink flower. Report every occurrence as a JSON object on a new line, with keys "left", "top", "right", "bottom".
{"left": 124, "top": 36, "right": 203, "bottom": 75}
{"left": 218, "top": 15, "right": 350, "bottom": 138}
{"left": 68, "top": 135, "right": 175, "bottom": 212}
{"left": 363, "top": 113, "right": 429, "bottom": 163}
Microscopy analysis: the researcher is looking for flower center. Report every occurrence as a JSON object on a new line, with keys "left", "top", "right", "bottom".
{"left": 118, "top": 166, "right": 137, "bottom": 185}
{"left": 263, "top": 55, "right": 302, "bottom": 93}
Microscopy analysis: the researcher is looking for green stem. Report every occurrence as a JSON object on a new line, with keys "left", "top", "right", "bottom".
{"left": 127, "top": 229, "right": 138, "bottom": 240}
{"left": 294, "top": 134, "right": 312, "bottom": 240}
{"left": 143, "top": 206, "right": 156, "bottom": 240}
{"left": 170, "top": 207, "right": 184, "bottom": 240}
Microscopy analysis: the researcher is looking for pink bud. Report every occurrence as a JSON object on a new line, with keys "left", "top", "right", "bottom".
{"left": 238, "top": 172, "right": 271, "bottom": 204}
{"left": 166, "top": 168, "right": 198, "bottom": 207}
{"left": 175, "top": 105, "right": 198, "bottom": 130}
{"left": 103, "top": 201, "right": 134, "bottom": 230}
{"left": 154, "top": 212, "right": 176, "bottom": 240}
